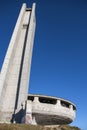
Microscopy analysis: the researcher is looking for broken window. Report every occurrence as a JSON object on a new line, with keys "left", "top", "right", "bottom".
{"left": 73, "top": 105, "right": 76, "bottom": 110}
{"left": 39, "top": 97, "right": 57, "bottom": 105}
{"left": 27, "top": 96, "right": 34, "bottom": 101}
{"left": 61, "top": 100, "right": 70, "bottom": 108}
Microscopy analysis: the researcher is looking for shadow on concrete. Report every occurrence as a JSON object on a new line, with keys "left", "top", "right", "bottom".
{"left": 11, "top": 108, "right": 26, "bottom": 123}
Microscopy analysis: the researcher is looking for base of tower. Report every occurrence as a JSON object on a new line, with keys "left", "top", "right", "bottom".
{"left": 0, "top": 109, "right": 26, "bottom": 124}
{"left": 0, "top": 111, "right": 13, "bottom": 123}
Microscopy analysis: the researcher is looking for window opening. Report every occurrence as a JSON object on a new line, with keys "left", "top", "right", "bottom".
{"left": 27, "top": 96, "right": 34, "bottom": 101}
{"left": 73, "top": 105, "right": 76, "bottom": 110}
{"left": 61, "top": 101, "right": 70, "bottom": 108}
{"left": 39, "top": 97, "right": 57, "bottom": 105}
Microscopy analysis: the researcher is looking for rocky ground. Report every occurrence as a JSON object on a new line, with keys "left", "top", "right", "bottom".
{"left": 0, "top": 124, "right": 80, "bottom": 130}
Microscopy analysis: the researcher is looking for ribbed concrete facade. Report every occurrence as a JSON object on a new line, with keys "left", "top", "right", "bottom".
{"left": 0, "top": 3, "right": 36, "bottom": 123}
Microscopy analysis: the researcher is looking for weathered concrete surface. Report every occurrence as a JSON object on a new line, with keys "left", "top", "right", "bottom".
{"left": 26, "top": 94, "right": 76, "bottom": 125}
{"left": 0, "top": 3, "right": 36, "bottom": 123}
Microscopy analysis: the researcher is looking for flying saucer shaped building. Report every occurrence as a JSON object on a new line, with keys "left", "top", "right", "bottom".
{"left": 25, "top": 94, "right": 76, "bottom": 125}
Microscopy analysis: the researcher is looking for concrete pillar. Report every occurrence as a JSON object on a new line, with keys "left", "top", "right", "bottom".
{"left": 57, "top": 100, "right": 61, "bottom": 106}
{"left": 33, "top": 97, "right": 39, "bottom": 103}
{"left": 70, "top": 104, "right": 73, "bottom": 110}
{"left": 25, "top": 100, "right": 32, "bottom": 124}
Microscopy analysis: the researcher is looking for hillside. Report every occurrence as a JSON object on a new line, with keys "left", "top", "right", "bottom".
{"left": 0, "top": 124, "right": 80, "bottom": 130}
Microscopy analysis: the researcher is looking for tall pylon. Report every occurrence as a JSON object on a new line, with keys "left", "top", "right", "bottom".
{"left": 0, "top": 3, "right": 36, "bottom": 123}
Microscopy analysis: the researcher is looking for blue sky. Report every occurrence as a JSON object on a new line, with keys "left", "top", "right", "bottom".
{"left": 0, "top": 0, "right": 87, "bottom": 129}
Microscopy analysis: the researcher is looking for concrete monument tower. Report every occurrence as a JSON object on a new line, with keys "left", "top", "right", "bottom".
{"left": 0, "top": 3, "right": 36, "bottom": 123}
{"left": 0, "top": 3, "right": 76, "bottom": 125}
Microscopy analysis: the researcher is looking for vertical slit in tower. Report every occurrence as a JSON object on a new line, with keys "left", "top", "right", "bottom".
{"left": 14, "top": 11, "right": 31, "bottom": 113}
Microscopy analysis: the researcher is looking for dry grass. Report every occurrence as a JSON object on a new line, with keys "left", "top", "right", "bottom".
{"left": 0, "top": 124, "right": 80, "bottom": 130}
